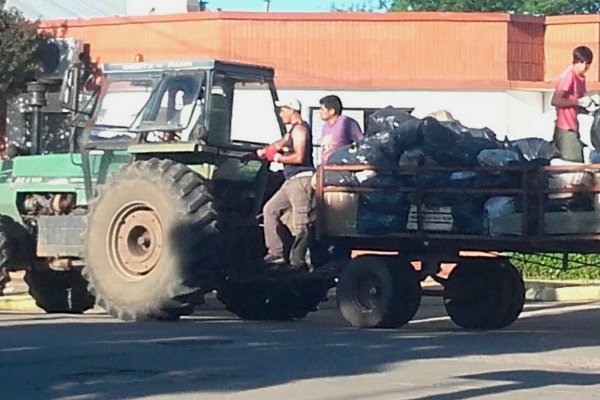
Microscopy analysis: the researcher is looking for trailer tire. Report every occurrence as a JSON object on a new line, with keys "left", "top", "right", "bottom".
{"left": 443, "top": 258, "right": 523, "bottom": 329}
{"left": 337, "top": 256, "right": 421, "bottom": 329}
{"left": 83, "top": 159, "right": 219, "bottom": 321}
{"left": 493, "top": 260, "right": 525, "bottom": 329}
{"left": 24, "top": 268, "right": 95, "bottom": 313}
{"left": 217, "top": 279, "right": 329, "bottom": 321}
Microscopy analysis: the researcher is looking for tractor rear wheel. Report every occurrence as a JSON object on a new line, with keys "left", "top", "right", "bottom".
{"left": 24, "top": 268, "right": 95, "bottom": 313}
{"left": 83, "top": 158, "right": 220, "bottom": 321}
{"left": 217, "top": 279, "right": 329, "bottom": 321}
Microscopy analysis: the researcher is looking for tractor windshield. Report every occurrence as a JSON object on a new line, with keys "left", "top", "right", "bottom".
{"left": 130, "top": 72, "right": 205, "bottom": 133}
{"left": 89, "top": 76, "right": 159, "bottom": 140}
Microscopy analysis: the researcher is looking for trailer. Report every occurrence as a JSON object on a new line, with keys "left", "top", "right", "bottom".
{"left": 314, "top": 159, "right": 600, "bottom": 329}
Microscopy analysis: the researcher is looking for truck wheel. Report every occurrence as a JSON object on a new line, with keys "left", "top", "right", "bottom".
{"left": 24, "top": 268, "right": 95, "bottom": 313}
{"left": 337, "top": 256, "right": 421, "bottom": 328}
{"left": 84, "top": 159, "right": 219, "bottom": 321}
{"left": 443, "top": 258, "right": 524, "bottom": 329}
{"left": 217, "top": 279, "right": 329, "bottom": 321}
{"left": 492, "top": 260, "right": 525, "bottom": 329}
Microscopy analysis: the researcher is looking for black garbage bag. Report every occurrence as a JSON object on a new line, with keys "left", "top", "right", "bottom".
{"left": 440, "top": 120, "right": 499, "bottom": 143}
{"left": 590, "top": 149, "right": 600, "bottom": 163}
{"left": 367, "top": 131, "right": 403, "bottom": 161}
{"left": 467, "top": 127, "right": 499, "bottom": 142}
{"left": 357, "top": 212, "right": 406, "bottom": 234}
{"left": 390, "top": 118, "right": 423, "bottom": 152}
{"left": 327, "top": 144, "right": 360, "bottom": 165}
{"left": 356, "top": 170, "right": 403, "bottom": 188}
{"left": 448, "top": 136, "right": 500, "bottom": 166}
{"left": 323, "top": 171, "right": 359, "bottom": 187}
{"left": 477, "top": 149, "right": 521, "bottom": 167}
{"left": 505, "top": 138, "right": 559, "bottom": 162}
{"left": 421, "top": 117, "right": 460, "bottom": 162}
{"left": 452, "top": 198, "right": 486, "bottom": 235}
{"left": 399, "top": 148, "right": 426, "bottom": 167}
{"left": 359, "top": 192, "right": 405, "bottom": 211}
{"left": 365, "top": 106, "right": 416, "bottom": 136}
{"left": 354, "top": 138, "right": 398, "bottom": 166}
{"left": 591, "top": 109, "right": 600, "bottom": 150}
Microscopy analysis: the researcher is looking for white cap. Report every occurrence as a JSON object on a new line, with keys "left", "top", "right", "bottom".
{"left": 275, "top": 98, "right": 302, "bottom": 111}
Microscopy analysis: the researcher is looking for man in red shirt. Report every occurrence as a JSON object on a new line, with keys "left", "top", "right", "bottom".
{"left": 551, "top": 45, "right": 598, "bottom": 162}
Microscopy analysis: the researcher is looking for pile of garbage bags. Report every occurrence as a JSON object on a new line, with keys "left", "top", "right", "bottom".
{"left": 325, "top": 106, "right": 591, "bottom": 235}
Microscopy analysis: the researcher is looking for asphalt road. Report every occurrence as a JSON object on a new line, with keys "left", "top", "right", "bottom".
{"left": 1, "top": 296, "right": 600, "bottom": 400}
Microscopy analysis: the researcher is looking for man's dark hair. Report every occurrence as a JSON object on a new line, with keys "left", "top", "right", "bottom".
{"left": 319, "top": 95, "right": 343, "bottom": 116}
{"left": 573, "top": 46, "right": 593, "bottom": 64}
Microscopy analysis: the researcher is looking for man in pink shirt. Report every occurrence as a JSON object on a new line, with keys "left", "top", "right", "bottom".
{"left": 551, "top": 45, "right": 597, "bottom": 162}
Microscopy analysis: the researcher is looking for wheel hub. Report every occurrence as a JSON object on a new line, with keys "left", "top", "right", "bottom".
{"left": 109, "top": 204, "right": 163, "bottom": 278}
{"left": 356, "top": 275, "right": 382, "bottom": 310}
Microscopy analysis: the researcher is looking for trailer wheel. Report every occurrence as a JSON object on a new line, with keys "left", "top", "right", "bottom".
{"left": 24, "top": 268, "right": 95, "bottom": 313}
{"left": 217, "top": 279, "right": 329, "bottom": 321}
{"left": 493, "top": 260, "right": 525, "bottom": 329}
{"left": 84, "top": 159, "right": 219, "bottom": 321}
{"left": 337, "top": 256, "right": 421, "bottom": 329}
{"left": 443, "top": 258, "right": 524, "bottom": 329}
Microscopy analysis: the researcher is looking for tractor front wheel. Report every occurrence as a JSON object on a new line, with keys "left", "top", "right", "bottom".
{"left": 83, "top": 159, "right": 220, "bottom": 321}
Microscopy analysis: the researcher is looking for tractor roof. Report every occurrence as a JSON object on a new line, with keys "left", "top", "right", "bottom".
{"left": 102, "top": 59, "right": 275, "bottom": 78}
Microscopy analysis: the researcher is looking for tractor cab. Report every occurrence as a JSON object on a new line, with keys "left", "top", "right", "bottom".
{"left": 58, "top": 59, "right": 287, "bottom": 217}
{"left": 63, "top": 60, "right": 285, "bottom": 151}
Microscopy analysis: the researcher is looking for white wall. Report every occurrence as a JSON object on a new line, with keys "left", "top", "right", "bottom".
{"left": 275, "top": 88, "right": 563, "bottom": 143}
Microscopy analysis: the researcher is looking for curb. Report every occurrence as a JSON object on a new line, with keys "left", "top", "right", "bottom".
{"left": 0, "top": 295, "right": 39, "bottom": 312}
{"left": 525, "top": 281, "right": 600, "bottom": 302}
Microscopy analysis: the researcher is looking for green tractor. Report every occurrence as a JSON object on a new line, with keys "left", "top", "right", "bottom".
{"left": 0, "top": 59, "right": 331, "bottom": 321}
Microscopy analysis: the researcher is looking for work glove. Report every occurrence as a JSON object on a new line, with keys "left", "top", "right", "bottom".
{"left": 264, "top": 145, "right": 281, "bottom": 162}
{"left": 256, "top": 146, "right": 268, "bottom": 158}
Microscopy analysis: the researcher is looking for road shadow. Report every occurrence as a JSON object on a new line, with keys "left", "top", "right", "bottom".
{"left": 406, "top": 370, "right": 600, "bottom": 400}
{"left": 1, "top": 300, "right": 599, "bottom": 399}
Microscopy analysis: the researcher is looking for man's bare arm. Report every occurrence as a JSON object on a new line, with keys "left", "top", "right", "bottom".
{"left": 551, "top": 89, "right": 578, "bottom": 108}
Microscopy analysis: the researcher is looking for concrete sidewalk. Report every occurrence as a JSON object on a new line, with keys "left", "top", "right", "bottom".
{"left": 1, "top": 271, "right": 600, "bottom": 313}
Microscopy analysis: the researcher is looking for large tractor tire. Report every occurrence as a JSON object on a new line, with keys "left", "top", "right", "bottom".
{"left": 24, "top": 268, "right": 95, "bottom": 313}
{"left": 337, "top": 256, "right": 422, "bottom": 329}
{"left": 217, "top": 279, "right": 329, "bottom": 321}
{"left": 83, "top": 159, "right": 219, "bottom": 321}
{"left": 443, "top": 258, "right": 525, "bottom": 330}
